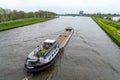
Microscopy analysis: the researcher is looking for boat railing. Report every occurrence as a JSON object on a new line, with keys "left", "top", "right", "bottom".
{"left": 43, "top": 42, "right": 59, "bottom": 58}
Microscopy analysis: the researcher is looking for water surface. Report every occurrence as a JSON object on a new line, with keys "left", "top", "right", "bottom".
{"left": 0, "top": 16, "right": 120, "bottom": 80}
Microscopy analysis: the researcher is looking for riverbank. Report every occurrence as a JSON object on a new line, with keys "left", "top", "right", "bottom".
{"left": 92, "top": 17, "right": 120, "bottom": 46}
{"left": 0, "top": 17, "right": 56, "bottom": 31}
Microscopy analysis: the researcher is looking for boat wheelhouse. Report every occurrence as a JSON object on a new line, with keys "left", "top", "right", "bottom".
{"left": 25, "top": 39, "right": 59, "bottom": 71}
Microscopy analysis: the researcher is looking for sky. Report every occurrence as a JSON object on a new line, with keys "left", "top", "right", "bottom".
{"left": 0, "top": 0, "right": 120, "bottom": 14}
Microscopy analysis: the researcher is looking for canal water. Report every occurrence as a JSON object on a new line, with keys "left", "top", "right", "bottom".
{"left": 112, "top": 17, "right": 120, "bottom": 21}
{"left": 0, "top": 16, "right": 120, "bottom": 80}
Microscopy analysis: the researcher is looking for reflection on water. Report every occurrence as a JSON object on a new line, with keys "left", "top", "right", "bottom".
{"left": 0, "top": 16, "right": 120, "bottom": 80}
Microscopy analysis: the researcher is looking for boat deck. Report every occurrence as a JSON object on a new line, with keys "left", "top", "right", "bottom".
{"left": 56, "top": 29, "right": 73, "bottom": 48}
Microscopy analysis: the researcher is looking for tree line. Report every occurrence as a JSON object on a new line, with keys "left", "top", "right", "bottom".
{"left": 0, "top": 7, "right": 57, "bottom": 22}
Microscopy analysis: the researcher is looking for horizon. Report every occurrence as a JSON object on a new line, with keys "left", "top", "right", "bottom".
{"left": 0, "top": 0, "right": 120, "bottom": 14}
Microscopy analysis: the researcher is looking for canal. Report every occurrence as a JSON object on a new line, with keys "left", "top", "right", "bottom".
{"left": 0, "top": 16, "right": 120, "bottom": 80}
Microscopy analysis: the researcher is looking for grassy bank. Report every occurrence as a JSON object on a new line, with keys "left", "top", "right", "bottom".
{"left": 0, "top": 17, "right": 56, "bottom": 31}
{"left": 92, "top": 17, "right": 120, "bottom": 46}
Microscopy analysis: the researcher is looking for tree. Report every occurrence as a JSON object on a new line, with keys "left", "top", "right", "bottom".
{"left": 106, "top": 17, "right": 112, "bottom": 20}
{"left": 25, "top": 12, "right": 35, "bottom": 18}
{"left": 118, "top": 19, "right": 120, "bottom": 22}
{"left": 0, "top": 7, "right": 57, "bottom": 23}
{"left": 18, "top": 11, "right": 25, "bottom": 19}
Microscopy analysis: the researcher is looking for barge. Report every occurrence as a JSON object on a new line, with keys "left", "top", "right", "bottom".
{"left": 25, "top": 27, "right": 74, "bottom": 72}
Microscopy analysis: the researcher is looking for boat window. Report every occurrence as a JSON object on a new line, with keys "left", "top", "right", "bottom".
{"left": 54, "top": 52, "right": 55, "bottom": 54}
{"left": 44, "top": 43, "right": 50, "bottom": 49}
{"left": 50, "top": 43, "right": 53, "bottom": 46}
{"left": 52, "top": 54, "right": 54, "bottom": 56}
{"left": 54, "top": 45, "right": 56, "bottom": 48}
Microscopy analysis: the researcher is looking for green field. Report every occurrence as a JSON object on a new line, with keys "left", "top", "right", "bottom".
{"left": 0, "top": 18, "right": 55, "bottom": 31}
{"left": 92, "top": 17, "right": 120, "bottom": 46}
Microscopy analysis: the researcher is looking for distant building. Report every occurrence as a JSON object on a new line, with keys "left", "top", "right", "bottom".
{"left": 79, "top": 11, "right": 84, "bottom": 16}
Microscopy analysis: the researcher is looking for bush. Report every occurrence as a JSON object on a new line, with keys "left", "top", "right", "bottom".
{"left": 105, "top": 17, "right": 112, "bottom": 20}
{"left": 118, "top": 19, "right": 120, "bottom": 22}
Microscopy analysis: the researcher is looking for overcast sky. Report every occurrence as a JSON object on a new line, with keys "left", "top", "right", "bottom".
{"left": 0, "top": 0, "right": 119, "bottom": 14}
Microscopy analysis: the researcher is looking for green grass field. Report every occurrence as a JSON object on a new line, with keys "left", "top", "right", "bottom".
{"left": 0, "top": 18, "right": 55, "bottom": 31}
{"left": 92, "top": 17, "right": 120, "bottom": 46}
